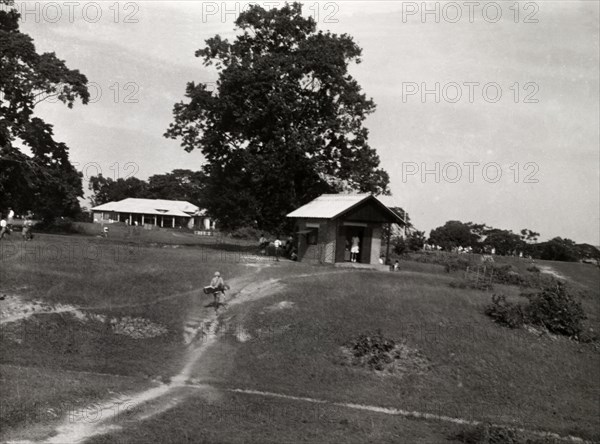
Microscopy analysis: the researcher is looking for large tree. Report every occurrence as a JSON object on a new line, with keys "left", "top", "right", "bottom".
{"left": 88, "top": 175, "right": 149, "bottom": 207}
{"left": 429, "top": 221, "right": 482, "bottom": 250}
{"left": 88, "top": 169, "right": 207, "bottom": 207}
{"left": 165, "top": 2, "right": 389, "bottom": 231}
{"left": 0, "top": 1, "right": 89, "bottom": 220}
{"left": 146, "top": 169, "right": 206, "bottom": 204}
{"left": 483, "top": 228, "right": 523, "bottom": 255}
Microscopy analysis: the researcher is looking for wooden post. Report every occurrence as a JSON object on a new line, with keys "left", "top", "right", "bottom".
{"left": 385, "top": 223, "right": 391, "bottom": 265}
{"left": 161, "top": 216, "right": 164, "bottom": 227}
{"left": 172, "top": 217, "right": 175, "bottom": 228}
{"left": 142, "top": 215, "right": 145, "bottom": 225}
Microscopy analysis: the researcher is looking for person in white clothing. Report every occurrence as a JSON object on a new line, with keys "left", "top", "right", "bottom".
{"left": 7, "top": 208, "right": 14, "bottom": 230}
{"left": 350, "top": 235, "right": 360, "bottom": 262}
{"left": 0, "top": 215, "right": 8, "bottom": 240}
{"left": 274, "top": 237, "right": 282, "bottom": 261}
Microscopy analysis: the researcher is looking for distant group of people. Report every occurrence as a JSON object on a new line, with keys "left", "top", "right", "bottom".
{"left": 422, "top": 243, "right": 532, "bottom": 260}
{"left": 0, "top": 208, "right": 34, "bottom": 241}
{"left": 453, "top": 246, "right": 474, "bottom": 254}
{"left": 423, "top": 244, "right": 443, "bottom": 251}
{"left": 258, "top": 234, "right": 297, "bottom": 261}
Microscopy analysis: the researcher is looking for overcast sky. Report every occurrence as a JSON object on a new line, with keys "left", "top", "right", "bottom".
{"left": 18, "top": 1, "right": 600, "bottom": 244}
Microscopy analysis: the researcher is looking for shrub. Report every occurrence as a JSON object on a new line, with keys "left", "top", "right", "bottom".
{"left": 485, "top": 294, "right": 526, "bottom": 329}
{"left": 577, "top": 328, "right": 599, "bottom": 344}
{"left": 469, "top": 264, "right": 554, "bottom": 289}
{"left": 228, "top": 226, "right": 264, "bottom": 240}
{"left": 391, "top": 235, "right": 407, "bottom": 255}
{"left": 444, "top": 256, "right": 473, "bottom": 273}
{"left": 485, "top": 283, "right": 587, "bottom": 338}
{"left": 450, "top": 423, "right": 561, "bottom": 444}
{"left": 35, "top": 217, "right": 78, "bottom": 234}
{"left": 347, "top": 329, "right": 396, "bottom": 371}
{"left": 526, "top": 282, "right": 586, "bottom": 337}
{"left": 402, "top": 252, "right": 475, "bottom": 272}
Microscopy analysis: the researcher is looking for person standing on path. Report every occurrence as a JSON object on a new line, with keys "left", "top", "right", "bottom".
{"left": 22, "top": 213, "right": 33, "bottom": 241}
{"left": 258, "top": 234, "right": 268, "bottom": 255}
{"left": 7, "top": 207, "right": 14, "bottom": 230}
{"left": 0, "top": 216, "right": 8, "bottom": 240}
{"left": 274, "top": 236, "right": 282, "bottom": 261}
{"left": 285, "top": 235, "right": 294, "bottom": 258}
{"left": 351, "top": 235, "right": 360, "bottom": 262}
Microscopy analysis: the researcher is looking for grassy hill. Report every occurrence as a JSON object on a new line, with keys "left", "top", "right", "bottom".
{"left": 1, "top": 235, "right": 598, "bottom": 443}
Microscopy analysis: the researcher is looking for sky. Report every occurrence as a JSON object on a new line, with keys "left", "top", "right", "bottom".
{"left": 14, "top": 1, "right": 600, "bottom": 244}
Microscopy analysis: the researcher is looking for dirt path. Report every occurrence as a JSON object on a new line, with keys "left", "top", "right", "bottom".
{"left": 32, "top": 266, "right": 299, "bottom": 444}
{"left": 220, "top": 388, "right": 589, "bottom": 443}
{"left": 538, "top": 265, "right": 567, "bottom": 280}
{"left": 7, "top": 265, "right": 591, "bottom": 443}
{"left": 8, "top": 267, "right": 354, "bottom": 443}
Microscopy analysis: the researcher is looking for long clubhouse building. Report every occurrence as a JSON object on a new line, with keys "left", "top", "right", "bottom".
{"left": 91, "top": 198, "right": 216, "bottom": 230}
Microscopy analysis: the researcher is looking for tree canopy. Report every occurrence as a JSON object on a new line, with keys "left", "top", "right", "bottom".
{"left": 165, "top": 2, "right": 389, "bottom": 231}
{"left": 427, "top": 220, "right": 599, "bottom": 262}
{"left": 88, "top": 169, "right": 207, "bottom": 207}
{"left": 429, "top": 221, "right": 481, "bottom": 250}
{"left": 89, "top": 176, "right": 149, "bottom": 207}
{"left": 0, "top": 0, "right": 89, "bottom": 220}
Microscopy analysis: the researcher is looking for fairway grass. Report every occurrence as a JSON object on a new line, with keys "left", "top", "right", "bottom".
{"left": 198, "top": 270, "right": 600, "bottom": 441}
{"left": 1, "top": 234, "right": 598, "bottom": 442}
{"left": 0, "top": 233, "right": 255, "bottom": 437}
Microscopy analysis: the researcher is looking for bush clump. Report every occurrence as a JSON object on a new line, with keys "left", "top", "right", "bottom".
{"left": 347, "top": 329, "right": 396, "bottom": 371}
{"left": 485, "top": 294, "right": 527, "bottom": 329}
{"left": 443, "top": 256, "right": 474, "bottom": 273}
{"left": 403, "top": 252, "right": 476, "bottom": 272}
{"left": 228, "top": 226, "right": 264, "bottom": 240}
{"left": 451, "top": 423, "right": 561, "bottom": 444}
{"left": 485, "top": 282, "right": 587, "bottom": 338}
{"left": 526, "top": 282, "right": 586, "bottom": 337}
{"left": 466, "top": 264, "right": 555, "bottom": 289}
{"left": 35, "top": 217, "right": 78, "bottom": 234}
{"left": 450, "top": 280, "right": 494, "bottom": 291}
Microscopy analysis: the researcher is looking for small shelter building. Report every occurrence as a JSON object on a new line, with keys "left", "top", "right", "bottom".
{"left": 286, "top": 194, "right": 406, "bottom": 265}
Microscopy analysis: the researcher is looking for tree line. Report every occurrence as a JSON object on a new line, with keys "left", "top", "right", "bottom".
{"left": 2, "top": 0, "right": 598, "bottom": 264}
{"left": 0, "top": 0, "right": 88, "bottom": 222}
{"left": 2, "top": 2, "right": 388, "bottom": 232}
{"left": 88, "top": 169, "right": 205, "bottom": 208}
{"left": 393, "top": 220, "right": 599, "bottom": 263}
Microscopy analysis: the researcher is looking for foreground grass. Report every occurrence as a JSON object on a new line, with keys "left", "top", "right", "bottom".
{"left": 1, "top": 235, "right": 598, "bottom": 442}
{"left": 197, "top": 268, "right": 599, "bottom": 441}
{"left": 86, "top": 388, "right": 460, "bottom": 444}
{"left": 0, "top": 233, "right": 255, "bottom": 434}
{"left": 0, "top": 364, "right": 153, "bottom": 442}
